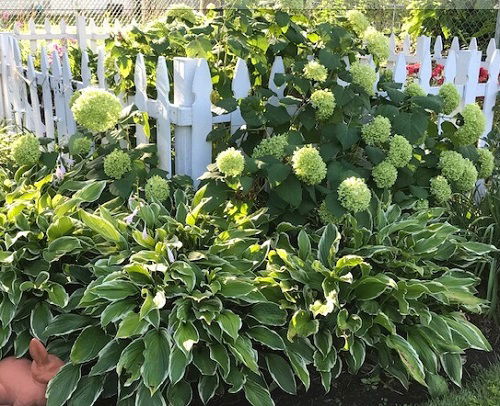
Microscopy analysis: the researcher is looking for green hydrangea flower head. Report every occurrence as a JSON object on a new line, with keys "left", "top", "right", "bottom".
{"left": 145, "top": 175, "right": 170, "bottom": 202}
{"left": 104, "top": 149, "right": 131, "bottom": 179}
{"left": 12, "top": 134, "right": 41, "bottom": 167}
{"left": 292, "top": 146, "right": 327, "bottom": 185}
{"left": 430, "top": 175, "right": 452, "bottom": 203}
{"left": 310, "top": 89, "right": 336, "bottom": 120}
{"left": 71, "top": 88, "right": 122, "bottom": 133}
{"left": 372, "top": 161, "right": 398, "bottom": 188}
{"left": 216, "top": 147, "right": 245, "bottom": 177}
{"left": 350, "top": 61, "right": 377, "bottom": 95}
{"left": 477, "top": 148, "right": 494, "bottom": 179}
{"left": 439, "top": 83, "right": 460, "bottom": 115}
{"left": 387, "top": 135, "right": 413, "bottom": 168}
{"left": 69, "top": 135, "right": 93, "bottom": 156}
{"left": 452, "top": 103, "right": 486, "bottom": 146}
{"left": 363, "top": 27, "right": 390, "bottom": 63}
{"left": 303, "top": 60, "right": 328, "bottom": 83}
{"left": 414, "top": 199, "right": 429, "bottom": 210}
{"left": 346, "top": 10, "right": 370, "bottom": 35}
{"left": 438, "top": 150, "right": 466, "bottom": 182}
{"left": 405, "top": 82, "right": 426, "bottom": 97}
{"left": 362, "top": 116, "right": 391, "bottom": 146}
{"left": 318, "top": 201, "right": 342, "bottom": 225}
{"left": 453, "top": 159, "right": 478, "bottom": 193}
{"left": 252, "top": 134, "right": 288, "bottom": 160}
{"left": 166, "top": 4, "right": 197, "bottom": 23}
{"left": 0, "top": 132, "right": 15, "bottom": 165}
{"left": 338, "top": 176, "right": 372, "bottom": 213}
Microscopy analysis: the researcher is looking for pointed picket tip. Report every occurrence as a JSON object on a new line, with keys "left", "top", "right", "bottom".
{"left": 156, "top": 56, "right": 170, "bottom": 100}
{"left": 434, "top": 35, "right": 443, "bottom": 59}
{"left": 487, "top": 51, "right": 500, "bottom": 82}
{"left": 232, "top": 58, "right": 251, "bottom": 99}
{"left": 443, "top": 50, "right": 457, "bottom": 84}
{"left": 134, "top": 53, "right": 147, "bottom": 90}
{"left": 269, "top": 56, "right": 285, "bottom": 96}
{"left": 486, "top": 38, "right": 497, "bottom": 63}
{"left": 450, "top": 37, "right": 460, "bottom": 52}
{"left": 40, "top": 46, "right": 49, "bottom": 71}
{"left": 192, "top": 58, "right": 213, "bottom": 97}
{"left": 469, "top": 37, "right": 478, "bottom": 51}
{"left": 393, "top": 53, "right": 407, "bottom": 84}
{"left": 51, "top": 50, "right": 62, "bottom": 75}
{"left": 62, "top": 51, "right": 72, "bottom": 79}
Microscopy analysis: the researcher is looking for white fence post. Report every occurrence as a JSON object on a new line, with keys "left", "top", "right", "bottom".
{"left": 190, "top": 59, "right": 213, "bottom": 186}
{"left": 156, "top": 56, "right": 172, "bottom": 176}
{"left": 173, "top": 57, "right": 198, "bottom": 178}
{"left": 26, "top": 54, "right": 44, "bottom": 137}
{"left": 76, "top": 16, "right": 88, "bottom": 51}
{"left": 40, "top": 47, "right": 55, "bottom": 141}
{"left": 51, "top": 52, "right": 69, "bottom": 146}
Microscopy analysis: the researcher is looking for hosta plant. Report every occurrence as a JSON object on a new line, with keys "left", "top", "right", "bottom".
{"left": 257, "top": 201, "right": 495, "bottom": 397}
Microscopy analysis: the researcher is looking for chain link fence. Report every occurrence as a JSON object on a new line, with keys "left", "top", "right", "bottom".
{"left": 0, "top": 1, "right": 498, "bottom": 50}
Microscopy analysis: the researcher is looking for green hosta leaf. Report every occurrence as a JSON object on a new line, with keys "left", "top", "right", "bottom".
{"left": 90, "top": 340, "right": 128, "bottom": 376}
{"left": 166, "top": 380, "right": 193, "bottom": 406}
{"left": 229, "top": 336, "right": 259, "bottom": 373}
{"left": 68, "top": 376, "right": 104, "bottom": 406}
{"left": 441, "top": 352, "right": 462, "bottom": 387}
{"left": 347, "top": 339, "right": 365, "bottom": 373}
{"left": 46, "top": 364, "right": 81, "bottom": 406}
{"left": 265, "top": 354, "right": 297, "bottom": 395}
{"left": 408, "top": 330, "right": 438, "bottom": 375}
{"left": 46, "top": 283, "right": 69, "bottom": 308}
{"left": 116, "top": 312, "right": 149, "bottom": 338}
{"left": 318, "top": 224, "right": 340, "bottom": 267}
{"left": 46, "top": 236, "right": 81, "bottom": 260}
{"left": 92, "top": 280, "right": 139, "bottom": 301}
{"left": 287, "top": 352, "right": 310, "bottom": 390}
{"left": 219, "top": 279, "right": 255, "bottom": 298}
{"left": 298, "top": 230, "right": 311, "bottom": 260}
{"left": 209, "top": 343, "right": 230, "bottom": 378}
{"left": 101, "top": 300, "right": 135, "bottom": 326}
{"left": 215, "top": 310, "right": 242, "bottom": 340}
{"left": 44, "top": 314, "right": 95, "bottom": 337}
{"left": 174, "top": 322, "right": 199, "bottom": 352}
{"left": 445, "top": 317, "right": 491, "bottom": 351}
{"left": 136, "top": 383, "right": 167, "bottom": 406}
{"left": 116, "top": 338, "right": 144, "bottom": 380}
{"left": 247, "top": 326, "right": 286, "bottom": 350}
{"left": 73, "top": 180, "right": 107, "bottom": 203}
{"left": 198, "top": 375, "right": 219, "bottom": 405}
{"left": 354, "top": 275, "right": 396, "bottom": 300}
{"left": 192, "top": 346, "right": 217, "bottom": 376}
{"left": 249, "top": 303, "right": 287, "bottom": 326}
{"left": 287, "top": 310, "right": 319, "bottom": 341}
{"left": 244, "top": 378, "right": 274, "bottom": 406}
{"left": 79, "top": 209, "right": 122, "bottom": 243}
{"left": 47, "top": 216, "right": 74, "bottom": 241}
{"left": 30, "top": 302, "right": 52, "bottom": 341}
{"left": 169, "top": 347, "right": 189, "bottom": 385}
{"left": 386, "top": 335, "right": 426, "bottom": 386}
{"left": 426, "top": 373, "right": 449, "bottom": 397}
{"left": 143, "top": 328, "right": 171, "bottom": 394}
{"left": 70, "top": 326, "right": 110, "bottom": 364}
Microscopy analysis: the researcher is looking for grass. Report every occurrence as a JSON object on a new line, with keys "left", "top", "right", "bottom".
{"left": 422, "top": 363, "right": 500, "bottom": 406}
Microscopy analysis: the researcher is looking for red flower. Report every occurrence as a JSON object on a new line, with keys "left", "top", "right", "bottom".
{"left": 479, "top": 67, "right": 489, "bottom": 83}
{"left": 406, "top": 63, "right": 420, "bottom": 75}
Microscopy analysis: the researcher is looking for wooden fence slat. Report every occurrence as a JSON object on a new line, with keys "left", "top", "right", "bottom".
{"left": 173, "top": 57, "right": 198, "bottom": 177}
{"left": 450, "top": 37, "right": 460, "bottom": 53}
{"left": 190, "top": 58, "right": 213, "bottom": 185}
{"left": 231, "top": 58, "right": 251, "bottom": 134}
{"left": 156, "top": 56, "right": 172, "bottom": 176}
{"left": 12, "top": 37, "right": 30, "bottom": 129}
{"left": 97, "top": 48, "right": 106, "bottom": 89}
{"left": 27, "top": 54, "right": 44, "bottom": 137}
{"left": 434, "top": 35, "right": 443, "bottom": 59}
{"left": 134, "top": 53, "right": 148, "bottom": 145}
{"left": 486, "top": 38, "right": 497, "bottom": 63}
{"left": 482, "top": 51, "right": 500, "bottom": 142}
{"left": 443, "top": 50, "right": 457, "bottom": 85}
{"left": 81, "top": 50, "right": 91, "bottom": 87}
{"left": 393, "top": 53, "right": 407, "bottom": 84}
{"left": 50, "top": 51, "right": 68, "bottom": 146}
{"left": 62, "top": 50, "right": 76, "bottom": 135}
{"left": 419, "top": 50, "right": 432, "bottom": 94}
{"left": 40, "top": 47, "right": 55, "bottom": 141}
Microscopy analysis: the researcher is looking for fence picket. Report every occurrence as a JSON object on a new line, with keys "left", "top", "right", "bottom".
{"left": 26, "top": 55, "right": 44, "bottom": 137}
{"left": 62, "top": 51, "right": 76, "bottom": 135}
{"left": 12, "top": 37, "right": 30, "bottom": 129}
{"left": 434, "top": 35, "right": 443, "bottom": 60}
{"left": 419, "top": 50, "right": 432, "bottom": 94}
{"left": 191, "top": 59, "right": 213, "bottom": 185}
{"left": 450, "top": 37, "right": 460, "bottom": 52}
{"left": 482, "top": 51, "right": 500, "bottom": 143}
{"left": 50, "top": 51, "right": 68, "bottom": 145}
{"left": 134, "top": 53, "right": 148, "bottom": 145}
{"left": 81, "top": 50, "right": 91, "bottom": 87}
{"left": 40, "top": 48, "right": 55, "bottom": 141}
{"left": 231, "top": 58, "right": 251, "bottom": 134}
{"left": 486, "top": 38, "right": 497, "bottom": 63}
{"left": 269, "top": 56, "right": 286, "bottom": 105}
{"left": 156, "top": 56, "right": 172, "bottom": 176}
{"left": 97, "top": 48, "right": 106, "bottom": 89}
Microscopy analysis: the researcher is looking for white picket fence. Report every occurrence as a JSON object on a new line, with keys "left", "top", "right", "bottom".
{"left": 12, "top": 16, "right": 119, "bottom": 53}
{"left": 0, "top": 32, "right": 498, "bottom": 184}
